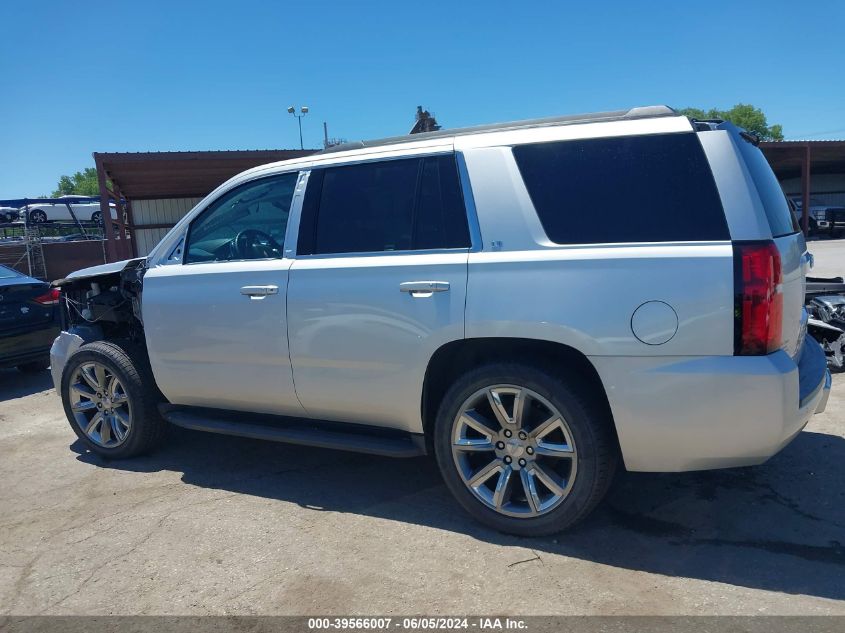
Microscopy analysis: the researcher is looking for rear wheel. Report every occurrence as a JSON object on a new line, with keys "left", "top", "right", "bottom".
{"left": 60, "top": 340, "right": 165, "bottom": 459}
{"left": 91, "top": 211, "right": 102, "bottom": 225}
{"left": 434, "top": 362, "right": 617, "bottom": 536}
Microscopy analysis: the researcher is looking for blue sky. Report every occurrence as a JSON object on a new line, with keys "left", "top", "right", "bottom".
{"left": 1, "top": 0, "right": 843, "bottom": 197}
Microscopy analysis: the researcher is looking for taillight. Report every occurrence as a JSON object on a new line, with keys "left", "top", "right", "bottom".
{"left": 734, "top": 241, "right": 783, "bottom": 355}
{"left": 34, "top": 288, "right": 60, "bottom": 306}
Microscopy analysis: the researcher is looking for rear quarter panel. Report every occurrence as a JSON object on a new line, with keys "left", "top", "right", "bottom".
{"left": 465, "top": 244, "right": 734, "bottom": 356}
{"left": 460, "top": 142, "right": 735, "bottom": 357}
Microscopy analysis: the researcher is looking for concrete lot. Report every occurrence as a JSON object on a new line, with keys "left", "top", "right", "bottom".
{"left": 807, "top": 236, "right": 845, "bottom": 278}
{"left": 1, "top": 242, "right": 844, "bottom": 616}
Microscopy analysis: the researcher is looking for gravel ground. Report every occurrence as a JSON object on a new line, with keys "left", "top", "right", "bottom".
{"left": 0, "top": 241, "right": 843, "bottom": 616}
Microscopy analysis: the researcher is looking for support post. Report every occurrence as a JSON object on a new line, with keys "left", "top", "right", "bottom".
{"left": 109, "top": 181, "right": 132, "bottom": 259}
{"left": 95, "top": 155, "right": 118, "bottom": 262}
{"left": 800, "top": 145, "right": 811, "bottom": 237}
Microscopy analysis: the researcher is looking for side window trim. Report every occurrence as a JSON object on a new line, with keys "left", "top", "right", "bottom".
{"left": 183, "top": 172, "right": 299, "bottom": 265}
{"left": 296, "top": 152, "right": 472, "bottom": 257}
{"left": 455, "top": 151, "right": 483, "bottom": 252}
{"left": 282, "top": 171, "right": 309, "bottom": 259}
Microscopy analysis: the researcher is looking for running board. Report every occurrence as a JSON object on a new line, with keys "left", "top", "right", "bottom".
{"left": 159, "top": 405, "right": 427, "bottom": 458}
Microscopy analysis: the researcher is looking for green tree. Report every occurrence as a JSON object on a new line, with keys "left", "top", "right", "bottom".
{"left": 677, "top": 103, "right": 784, "bottom": 141}
{"left": 52, "top": 167, "right": 101, "bottom": 197}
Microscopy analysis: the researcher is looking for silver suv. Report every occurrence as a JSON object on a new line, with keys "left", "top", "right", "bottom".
{"left": 50, "top": 105, "right": 831, "bottom": 536}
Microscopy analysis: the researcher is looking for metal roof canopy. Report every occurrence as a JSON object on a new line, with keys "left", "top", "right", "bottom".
{"left": 759, "top": 140, "right": 845, "bottom": 236}
{"left": 760, "top": 140, "right": 845, "bottom": 179}
{"left": 93, "top": 150, "right": 318, "bottom": 199}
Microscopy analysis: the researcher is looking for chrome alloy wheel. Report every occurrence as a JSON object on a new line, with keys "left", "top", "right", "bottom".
{"left": 68, "top": 361, "right": 132, "bottom": 448}
{"left": 451, "top": 385, "right": 577, "bottom": 518}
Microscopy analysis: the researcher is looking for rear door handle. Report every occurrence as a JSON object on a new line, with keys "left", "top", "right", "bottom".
{"left": 240, "top": 285, "right": 279, "bottom": 299}
{"left": 400, "top": 281, "right": 450, "bottom": 297}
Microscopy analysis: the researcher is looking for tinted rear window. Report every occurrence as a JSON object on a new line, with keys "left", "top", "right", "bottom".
{"left": 512, "top": 133, "right": 729, "bottom": 244}
{"left": 735, "top": 138, "right": 799, "bottom": 237}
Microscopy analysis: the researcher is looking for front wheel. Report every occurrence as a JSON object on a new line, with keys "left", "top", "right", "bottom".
{"left": 433, "top": 362, "right": 618, "bottom": 536}
{"left": 29, "top": 209, "right": 47, "bottom": 223}
{"left": 60, "top": 340, "right": 165, "bottom": 459}
{"left": 91, "top": 211, "right": 102, "bottom": 225}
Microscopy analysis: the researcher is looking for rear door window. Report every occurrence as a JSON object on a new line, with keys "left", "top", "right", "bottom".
{"left": 512, "top": 133, "right": 730, "bottom": 244}
{"left": 298, "top": 155, "right": 471, "bottom": 255}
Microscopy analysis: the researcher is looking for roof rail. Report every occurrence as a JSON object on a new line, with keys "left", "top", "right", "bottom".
{"left": 320, "top": 105, "right": 678, "bottom": 154}
{"left": 321, "top": 105, "right": 678, "bottom": 154}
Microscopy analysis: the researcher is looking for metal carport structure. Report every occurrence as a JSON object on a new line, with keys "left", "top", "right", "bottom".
{"left": 760, "top": 140, "right": 845, "bottom": 235}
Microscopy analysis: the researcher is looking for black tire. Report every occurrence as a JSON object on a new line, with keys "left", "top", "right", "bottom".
{"left": 60, "top": 340, "right": 166, "bottom": 459}
{"left": 91, "top": 211, "right": 102, "bottom": 225}
{"left": 17, "top": 357, "right": 50, "bottom": 373}
{"left": 433, "top": 362, "right": 618, "bottom": 536}
{"left": 29, "top": 209, "right": 47, "bottom": 223}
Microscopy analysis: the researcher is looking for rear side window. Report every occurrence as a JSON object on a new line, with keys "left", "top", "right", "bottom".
{"left": 735, "top": 138, "right": 799, "bottom": 237}
{"left": 415, "top": 155, "right": 471, "bottom": 250}
{"left": 512, "top": 133, "right": 729, "bottom": 244}
{"left": 299, "top": 155, "right": 470, "bottom": 255}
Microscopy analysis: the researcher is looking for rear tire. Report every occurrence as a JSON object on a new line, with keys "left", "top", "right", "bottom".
{"left": 60, "top": 340, "right": 165, "bottom": 459}
{"left": 433, "top": 362, "right": 618, "bottom": 536}
{"left": 91, "top": 211, "right": 102, "bottom": 225}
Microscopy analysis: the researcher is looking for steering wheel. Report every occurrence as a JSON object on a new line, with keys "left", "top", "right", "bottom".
{"left": 233, "top": 229, "right": 282, "bottom": 259}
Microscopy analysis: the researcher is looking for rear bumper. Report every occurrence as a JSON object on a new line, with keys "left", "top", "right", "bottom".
{"left": 0, "top": 325, "right": 59, "bottom": 368}
{"left": 590, "top": 337, "right": 831, "bottom": 472}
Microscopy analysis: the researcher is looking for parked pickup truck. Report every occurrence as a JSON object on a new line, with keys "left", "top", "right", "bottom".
{"left": 790, "top": 196, "right": 845, "bottom": 234}
{"left": 49, "top": 105, "right": 831, "bottom": 536}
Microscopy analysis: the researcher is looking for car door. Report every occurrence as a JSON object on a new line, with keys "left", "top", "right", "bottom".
{"left": 142, "top": 171, "right": 306, "bottom": 416}
{"left": 287, "top": 153, "right": 472, "bottom": 433}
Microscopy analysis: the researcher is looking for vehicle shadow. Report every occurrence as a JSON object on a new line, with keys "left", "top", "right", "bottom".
{"left": 0, "top": 367, "right": 53, "bottom": 401}
{"left": 72, "top": 425, "right": 845, "bottom": 601}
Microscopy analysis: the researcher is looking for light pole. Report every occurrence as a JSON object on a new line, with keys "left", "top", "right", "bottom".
{"left": 287, "top": 106, "right": 309, "bottom": 150}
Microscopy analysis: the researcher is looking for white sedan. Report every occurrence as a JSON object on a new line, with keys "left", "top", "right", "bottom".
{"left": 22, "top": 197, "right": 118, "bottom": 224}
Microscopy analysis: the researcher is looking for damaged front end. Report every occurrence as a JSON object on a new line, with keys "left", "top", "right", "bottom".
{"left": 49, "top": 258, "right": 147, "bottom": 390}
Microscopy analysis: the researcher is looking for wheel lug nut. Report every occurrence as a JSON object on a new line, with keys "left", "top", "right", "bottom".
{"left": 526, "top": 446, "right": 534, "bottom": 455}
{"left": 496, "top": 441, "right": 505, "bottom": 450}
{"left": 503, "top": 456, "right": 512, "bottom": 464}
{"left": 518, "top": 431, "right": 527, "bottom": 440}
{"left": 96, "top": 393, "right": 102, "bottom": 398}
{"left": 504, "top": 429, "right": 512, "bottom": 438}
{"left": 518, "top": 458, "right": 527, "bottom": 467}
{"left": 96, "top": 402, "right": 102, "bottom": 409}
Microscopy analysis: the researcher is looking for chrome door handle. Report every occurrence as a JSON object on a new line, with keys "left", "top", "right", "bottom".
{"left": 400, "top": 281, "right": 450, "bottom": 297}
{"left": 240, "top": 285, "right": 279, "bottom": 299}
